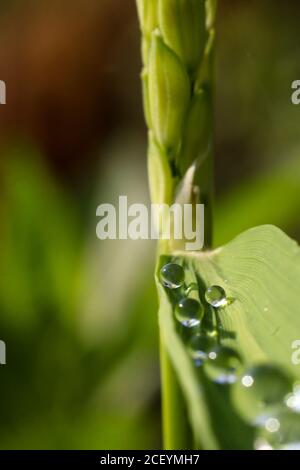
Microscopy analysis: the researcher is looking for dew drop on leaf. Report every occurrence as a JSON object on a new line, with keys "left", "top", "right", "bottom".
{"left": 203, "top": 345, "right": 242, "bottom": 384}
{"left": 175, "top": 298, "right": 203, "bottom": 328}
{"left": 231, "top": 364, "right": 292, "bottom": 426}
{"left": 188, "top": 333, "right": 218, "bottom": 364}
{"left": 285, "top": 383, "right": 300, "bottom": 412}
{"left": 205, "top": 285, "right": 228, "bottom": 308}
{"left": 160, "top": 263, "right": 185, "bottom": 289}
{"left": 255, "top": 410, "right": 300, "bottom": 450}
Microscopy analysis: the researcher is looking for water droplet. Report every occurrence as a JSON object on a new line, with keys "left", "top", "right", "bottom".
{"left": 231, "top": 365, "right": 292, "bottom": 425}
{"left": 265, "top": 417, "right": 280, "bottom": 433}
{"left": 242, "top": 375, "right": 254, "bottom": 388}
{"left": 160, "top": 263, "right": 184, "bottom": 289}
{"left": 264, "top": 307, "right": 269, "bottom": 313}
{"left": 175, "top": 298, "right": 203, "bottom": 328}
{"left": 188, "top": 333, "right": 218, "bottom": 364}
{"left": 255, "top": 410, "right": 300, "bottom": 450}
{"left": 203, "top": 346, "right": 242, "bottom": 384}
{"left": 205, "top": 285, "right": 228, "bottom": 308}
{"left": 285, "top": 383, "right": 300, "bottom": 412}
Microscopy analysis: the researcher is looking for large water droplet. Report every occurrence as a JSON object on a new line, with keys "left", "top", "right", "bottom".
{"left": 188, "top": 333, "right": 218, "bottom": 364}
{"left": 231, "top": 365, "right": 292, "bottom": 425}
{"left": 160, "top": 263, "right": 184, "bottom": 289}
{"left": 175, "top": 298, "right": 203, "bottom": 328}
{"left": 255, "top": 410, "right": 300, "bottom": 450}
{"left": 205, "top": 285, "right": 227, "bottom": 308}
{"left": 203, "top": 346, "right": 242, "bottom": 384}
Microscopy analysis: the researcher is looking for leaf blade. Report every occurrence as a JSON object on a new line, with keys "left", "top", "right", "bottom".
{"left": 158, "top": 225, "right": 300, "bottom": 448}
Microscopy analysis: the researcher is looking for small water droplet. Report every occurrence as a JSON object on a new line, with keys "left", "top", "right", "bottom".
{"left": 175, "top": 298, "right": 203, "bottom": 328}
{"left": 231, "top": 365, "right": 292, "bottom": 425}
{"left": 160, "top": 263, "right": 184, "bottom": 289}
{"left": 285, "top": 383, "right": 300, "bottom": 412}
{"left": 242, "top": 375, "right": 254, "bottom": 388}
{"left": 203, "top": 346, "right": 242, "bottom": 384}
{"left": 256, "top": 410, "right": 300, "bottom": 450}
{"left": 205, "top": 285, "right": 228, "bottom": 308}
{"left": 265, "top": 417, "right": 280, "bottom": 433}
{"left": 188, "top": 333, "right": 218, "bottom": 364}
{"left": 264, "top": 307, "right": 269, "bottom": 313}
{"left": 208, "top": 351, "right": 217, "bottom": 360}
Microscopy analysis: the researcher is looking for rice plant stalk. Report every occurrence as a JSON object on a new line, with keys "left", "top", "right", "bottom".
{"left": 136, "top": 0, "right": 217, "bottom": 449}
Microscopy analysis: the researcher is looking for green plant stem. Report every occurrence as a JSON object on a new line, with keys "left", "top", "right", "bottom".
{"left": 160, "top": 338, "right": 191, "bottom": 449}
{"left": 136, "top": 0, "right": 217, "bottom": 450}
{"left": 158, "top": 57, "right": 215, "bottom": 448}
{"left": 159, "top": 152, "right": 214, "bottom": 449}
{"left": 158, "top": 239, "right": 191, "bottom": 449}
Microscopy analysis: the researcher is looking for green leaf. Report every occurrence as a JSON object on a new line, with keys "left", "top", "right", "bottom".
{"left": 0, "top": 145, "right": 82, "bottom": 330}
{"left": 157, "top": 225, "right": 300, "bottom": 448}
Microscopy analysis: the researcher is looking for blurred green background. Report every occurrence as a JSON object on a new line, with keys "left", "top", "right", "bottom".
{"left": 0, "top": 0, "right": 299, "bottom": 449}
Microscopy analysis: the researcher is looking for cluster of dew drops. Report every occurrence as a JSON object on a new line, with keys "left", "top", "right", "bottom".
{"left": 160, "top": 262, "right": 300, "bottom": 450}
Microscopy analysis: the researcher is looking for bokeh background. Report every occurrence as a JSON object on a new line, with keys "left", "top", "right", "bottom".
{"left": 0, "top": 0, "right": 299, "bottom": 449}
